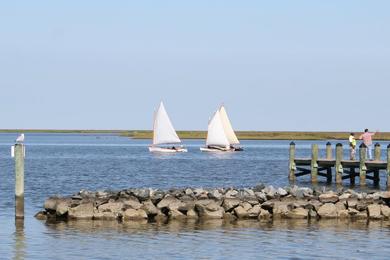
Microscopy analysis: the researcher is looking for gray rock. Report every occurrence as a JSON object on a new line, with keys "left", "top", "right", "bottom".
{"left": 222, "top": 198, "right": 240, "bottom": 212}
{"left": 68, "top": 202, "right": 95, "bottom": 219}
{"left": 339, "top": 193, "right": 351, "bottom": 200}
{"left": 247, "top": 205, "right": 262, "bottom": 218}
{"left": 244, "top": 188, "right": 255, "bottom": 197}
{"left": 132, "top": 188, "right": 151, "bottom": 201}
{"left": 272, "top": 202, "right": 290, "bottom": 218}
{"left": 123, "top": 197, "right": 142, "bottom": 210}
{"left": 367, "top": 204, "right": 383, "bottom": 220}
{"left": 254, "top": 192, "right": 267, "bottom": 202}
{"left": 141, "top": 200, "right": 159, "bottom": 215}
{"left": 98, "top": 201, "right": 123, "bottom": 215}
{"left": 56, "top": 199, "right": 71, "bottom": 216}
{"left": 356, "top": 201, "right": 368, "bottom": 211}
{"left": 225, "top": 189, "right": 239, "bottom": 198}
{"left": 185, "top": 188, "right": 193, "bottom": 196}
{"left": 335, "top": 201, "right": 346, "bottom": 211}
{"left": 319, "top": 192, "right": 339, "bottom": 203}
{"left": 123, "top": 208, "right": 148, "bottom": 220}
{"left": 286, "top": 207, "right": 308, "bottom": 219}
{"left": 168, "top": 209, "right": 186, "bottom": 220}
{"left": 209, "top": 190, "right": 223, "bottom": 200}
{"left": 195, "top": 200, "right": 224, "bottom": 219}
{"left": 186, "top": 209, "right": 198, "bottom": 219}
{"left": 317, "top": 203, "right": 337, "bottom": 218}
{"left": 381, "top": 205, "right": 390, "bottom": 218}
{"left": 34, "top": 211, "right": 47, "bottom": 220}
{"left": 263, "top": 186, "right": 277, "bottom": 198}
{"left": 347, "top": 199, "right": 358, "bottom": 209}
{"left": 252, "top": 183, "right": 265, "bottom": 192}
{"left": 44, "top": 197, "right": 59, "bottom": 212}
{"left": 234, "top": 206, "right": 249, "bottom": 219}
{"left": 276, "top": 188, "right": 288, "bottom": 197}
{"left": 157, "top": 196, "right": 183, "bottom": 210}
{"left": 258, "top": 209, "right": 271, "bottom": 220}
{"left": 338, "top": 209, "right": 349, "bottom": 219}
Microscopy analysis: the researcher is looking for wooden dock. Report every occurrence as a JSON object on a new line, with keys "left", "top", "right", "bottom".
{"left": 289, "top": 142, "right": 390, "bottom": 187}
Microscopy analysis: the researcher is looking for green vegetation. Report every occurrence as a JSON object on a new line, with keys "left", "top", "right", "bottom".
{"left": 2, "top": 129, "right": 390, "bottom": 140}
{"left": 122, "top": 131, "right": 390, "bottom": 141}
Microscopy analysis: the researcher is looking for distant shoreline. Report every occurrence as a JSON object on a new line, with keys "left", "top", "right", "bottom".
{"left": 1, "top": 129, "right": 390, "bottom": 141}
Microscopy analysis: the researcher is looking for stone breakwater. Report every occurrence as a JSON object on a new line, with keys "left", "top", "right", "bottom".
{"left": 35, "top": 185, "right": 390, "bottom": 222}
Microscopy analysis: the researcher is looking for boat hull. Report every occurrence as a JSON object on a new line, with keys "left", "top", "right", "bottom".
{"left": 200, "top": 147, "right": 243, "bottom": 152}
{"left": 149, "top": 146, "right": 187, "bottom": 153}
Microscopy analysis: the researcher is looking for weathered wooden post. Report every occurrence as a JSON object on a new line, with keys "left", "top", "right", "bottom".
{"left": 359, "top": 143, "right": 367, "bottom": 186}
{"left": 387, "top": 144, "right": 390, "bottom": 189}
{"left": 14, "top": 144, "right": 25, "bottom": 219}
{"left": 311, "top": 144, "right": 318, "bottom": 183}
{"left": 326, "top": 142, "right": 332, "bottom": 159}
{"left": 374, "top": 143, "right": 381, "bottom": 161}
{"left": 335, "top": 143, "right": 343, "bottom": 184}
{"left": 374, "top": 143, "right": 381, "bottom": 185}
{"left": 325, "top": 142, "right": 332, "bottom": 182}
{"left": 288, "top": 142, "right": 296, "bottom": 181}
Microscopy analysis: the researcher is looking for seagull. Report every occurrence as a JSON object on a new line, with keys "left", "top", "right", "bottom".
{"left": 16, "top": 133, "right": 25, "bottom": 143}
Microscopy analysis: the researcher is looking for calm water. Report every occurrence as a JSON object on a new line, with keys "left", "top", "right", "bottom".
{"left": 1, "top": 133, "right": 390, "bottom": 259}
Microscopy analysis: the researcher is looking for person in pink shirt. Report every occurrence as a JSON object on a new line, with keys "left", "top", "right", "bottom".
{"left": 359, "top": 129, "right": 378, "bottom": 160}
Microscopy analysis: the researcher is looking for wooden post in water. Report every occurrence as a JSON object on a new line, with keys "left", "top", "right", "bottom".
{"left": 335, "top": 143, "right": 343, "bottom": 184}
{"left": 326, "top": 142, "right": 332, "bottom": 159}
{"left": 387, "top": 144, "right": 390, "bottom": 189}
{"left": 374, "top": 143, "right": 381, "bottom": 161}
{"left": 15, "top": 144, "right": 25, "bottom": 219}
{"left": 311, "top": 144, "right": 318, "bottom": 183}
{"left": 288, "top": 142, "right": 296, "bottom": 181}
{"left": 359, "top": 143, "right": 367, "bottom": 186}
{"left": 374, "top": 143, "right": 381, "bottom": 186}
{"left": 325, "top": 142, "right": 332, "bottom": 183}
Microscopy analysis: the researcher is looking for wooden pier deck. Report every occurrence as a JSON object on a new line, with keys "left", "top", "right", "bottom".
{"left": 289, "top": 142, "right": 390, "bottom": 187}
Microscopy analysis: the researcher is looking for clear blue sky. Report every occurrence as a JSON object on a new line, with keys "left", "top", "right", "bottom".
{"left": 1, "top": 1, "right": 389, "bottom": 131}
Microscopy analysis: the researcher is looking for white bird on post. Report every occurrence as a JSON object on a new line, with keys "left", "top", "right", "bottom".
{"left": 16, "top": 133, "right": 25, "bottom": 143}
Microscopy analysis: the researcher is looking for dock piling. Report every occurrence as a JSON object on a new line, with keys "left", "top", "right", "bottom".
{"left": 15, "top": 144, "right": 25, "bottom": 219}
{"left": 288, "top": 142, "right": 296, "bottom": 181}
{"left": 335, "top": 143, "right": 343, "bottom": 184}
{"left": 387, "top": 144, "right": 390, "bottom": 189}
{"left": 359, "top": 143, "right": 367, "bottom": 186}
{"left": 311, "top": 144, "right": 318, "bottom": 183}
{"left": 326, "top": 142, "right": 332, "bottom": 159}
{"left": 374, "top": 143, "right": 381, "bottom": 185}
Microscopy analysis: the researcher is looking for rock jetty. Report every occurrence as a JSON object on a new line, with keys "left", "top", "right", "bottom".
{"left": 35, "top": 185, "right": 390, "bottom": 222}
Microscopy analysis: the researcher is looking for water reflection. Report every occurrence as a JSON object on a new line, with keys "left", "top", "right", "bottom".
{"left": 43, "top": 219, "right": 389, "bottom": 235}
{"left": 13, "top": 219, "right": 25, "bottom": 260}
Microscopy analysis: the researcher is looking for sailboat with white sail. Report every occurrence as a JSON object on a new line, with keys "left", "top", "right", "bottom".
{"left": 200, "top": 105, "right": 243, "bottom": 152}
{"left": 149, "top": 102, "right": 187, "bottom": 153}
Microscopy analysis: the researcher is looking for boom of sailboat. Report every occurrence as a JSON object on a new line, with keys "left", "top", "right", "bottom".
{"left": 149, "top": 102, "right": 243, "bottom": 153}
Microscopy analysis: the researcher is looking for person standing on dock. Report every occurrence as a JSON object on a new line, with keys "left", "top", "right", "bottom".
{"left": 349, "top": 133, "right": 357, "bottom": 160}
{"left": 359, "top": 129, "right": 377, "bottom": 160}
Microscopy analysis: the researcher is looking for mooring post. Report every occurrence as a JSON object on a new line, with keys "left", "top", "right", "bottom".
{"left": 326, "top": 142, "right": 332, "bottom": 159}
{"left": 374, "top": 143, "right": 381, "bottom": 161}
{"left": 15, "top": 144, "right": 25, "bottom": 219}
{"left": 288, "top": 142, "right": 296, "bottom": 181}
{"left": 359, "top": 143, "right": 367, "bottom": 186}
{"left": 387, "top": 144, "right": 390, "bottom": 189}
{"left": 374, "top": 143, "right": 381, "bottom": 185}
{"left": 311, "top": 144, "right": 318, "bottom": 183}
{"left": 325, "top": 142, "right": 332, "bottom": 182}
{"left": 335, "top": 143, "right": 343, "bottom": 184}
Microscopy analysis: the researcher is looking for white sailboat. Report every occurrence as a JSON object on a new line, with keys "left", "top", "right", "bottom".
{"left": 149, "top": 102, "right": 187, "bottom": 153}
{"left": 200, "top": 105, "right": 243, "bottom": 152}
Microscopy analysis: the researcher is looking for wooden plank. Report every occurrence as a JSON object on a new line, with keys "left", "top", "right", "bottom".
{"left": 294, "top": 158, "right": 311, "bottom": 165}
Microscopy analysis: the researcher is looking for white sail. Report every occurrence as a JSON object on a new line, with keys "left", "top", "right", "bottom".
{"left": 206, "top": 110, "right": 230, "bottom": 147}
{"left": 219, "top": 105, "right": 240, "bottom": 145}
{"left": 153, "top": 102, "right": 181, "bottom": 145}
